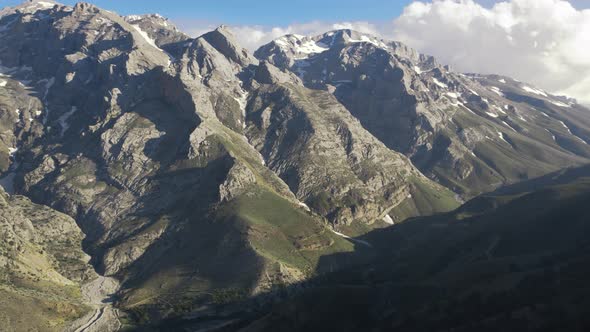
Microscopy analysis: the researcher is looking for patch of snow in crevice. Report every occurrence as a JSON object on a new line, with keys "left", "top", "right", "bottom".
{"left": 498, "top": 78, "right": 506, "bottom": 83}
{"left": 0, "top": 80, "right": 6, "bottom": 87}
{"left": 348, "top": 35, "right": 388, "bottom": 49}
{"left": 65, "top": 72, "right": 76, "bottom": 83}
{"left": 545, "top": 129, "right": 556, "bottom": 141}
{"left": 233, "top": 89, "right": 249, "bottom": 129}
{"left": 446, "top": 92, "right": 460, "bottom": 99}
{"left": 549, "top": 100, "right": 571, "bottom": 108}
{"left": 502, "top": 121, "right": 517, "bottom": 132}
{"left": 131, "top": 24, "right": 175, "bottom": 65}
{"left": 13, "top": 109, "right": 20, "bottom": 123}
{"left": 95, "top": 17, "right": 113, "bottom": 27}
{"left": 331, "top": 229, "right": 372, "bottom": 248}
{"left": 489, "top": 86, "right": 504, "bottom": 97}
{"left": 432, "top": 77, "right": 448, "bottom": 89}
{"left": 42, "top": 77, "right": 55, "bottom": 100}
{"left": 383, "top": 214, "right": 394, "bottom": 225}
{"left": 298, "top": 201, "right": 311, "bottom": 212}
{"left": 20, "top": 1, "right": 55, "bottom": 13}
{"left": 467, "top": 87, "right": 479, "bottom": 96}
{"left": 491, "top": 105, "right": 506, "bottom": 114}
{"left": 557, "top": 121, "right": 588, "bottom": 144}
{"left": 458, "top": 103, "right": 476, "bottom": 115}
{"left": 277, "top": 35, "right": 329, "bottom": 59}
{"left": 38, "top": 77, "right": 55, "bottom": 125}
{"left": 558, "top": 120, "right": 572, "bottom": 134}
{"left": 126, "top": 15, "right": 142, "bottom": 21}
{"left": 414, "top": 66, "right": 422, "bottom": 74}
{"left": 57, "top": 106, "right": 77, "bottom": 137}
{"left": 497, "top": 131, "right": 509, "bottom": 144}
{"left": 485, "top": 111, "right": 499, "bottom": 118}
{"left": 522, "top": 85, "right": 547, "bottom": 97}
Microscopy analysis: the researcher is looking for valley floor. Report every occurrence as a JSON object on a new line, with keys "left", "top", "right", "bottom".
{"left": 67, "top": 276, "right": 121, "bottom": 332}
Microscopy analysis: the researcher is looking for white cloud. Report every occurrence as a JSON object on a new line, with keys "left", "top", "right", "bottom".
{"left": 391, "top": 0, "right": 590, "bottom": 104}
{"left": 174, "top": 0, "right": 590, "bottom": 105}
{"left": 224, "top": 21, "right": 381, "bottom": 51}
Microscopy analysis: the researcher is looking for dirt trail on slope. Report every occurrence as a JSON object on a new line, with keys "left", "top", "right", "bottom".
{"left": 66, "top": 276, "right": 121, "bottom": 332}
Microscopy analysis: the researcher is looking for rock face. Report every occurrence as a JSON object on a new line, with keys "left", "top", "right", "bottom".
{"left": 0, "top": 0, "right": 589, "bottom": 328}
{"left": 256, "top": 29, "right": 590, "bottom": 196}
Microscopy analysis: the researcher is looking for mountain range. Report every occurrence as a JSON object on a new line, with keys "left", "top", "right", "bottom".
{"left": 1, "top": 1, "right": 589, "bottom": 331}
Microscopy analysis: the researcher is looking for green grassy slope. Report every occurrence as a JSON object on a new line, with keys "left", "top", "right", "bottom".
{"left": 0, "top": 190, "right": 93, "bottom": 331}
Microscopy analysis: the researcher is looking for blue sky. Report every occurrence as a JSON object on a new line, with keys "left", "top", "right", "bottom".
{"left": 0, "top": 0, "right": 411, "bottom": 25}
{"left": 1, "top": 0, "right": 588, "bottom": 25}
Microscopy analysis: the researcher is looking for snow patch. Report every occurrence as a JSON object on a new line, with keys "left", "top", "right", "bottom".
{"left": 492, "top": 105, "right": 506, "bottom": 114}
{"left": 0, "top": 80, "right": 6, "bottom": 87}
{"left": 132, "top": 24, "right": 159, "bottom": 49}
{"left": 485, "top": 112, "right": 499, "bottom": 118}
{"left": 57, "top": 106, "right": 78, "bottom": 137}
{"left": 489, "top": 86, "right": 504, "bottom": 97}
{"left": 277, "top": 35, "right": 329, "bottom": 59}
{"left": 446, "top": 92, "right": 460, "bottom": 99}
{"left": 458, "top": 103, "right": 476, "bottom": 115}
{"left": 498, "top": 78, "right": 506, "bottom": 83}
{"left": 502, "top": 121, "right": 517, "bottom": 132}
{"left": 414, "top": 66, "right": 422, "bottom": 74}
{"left": 348, "top": 35, "right": 389, "bottom": 49}
{"left": 497, "top": 132, "right": 509, "bottom": 144}
{"left": 65, "top": 72, "right": 76, "bottom": 83}
{"left": 331, "top": 229, "right": 372, "bottom": 248}
{"left": 132, "top": 24, "right": 175, "bottom": 65}
{"left": 549, "top": 100, "right": 571, "bottom": 108}
{"left": 432, "top": 77, "right": 448, "bottom": 88}
{"left": 126, "top": 15, "right": 142, "bottom": 21}
{"left": 522, "top": 85, "right": 548, "bottom": 97}
{"left": 298, "top": 202, "right": 311, "bottom": 212}
{"left": 558, "top": 120, "right": 572, "bottom": 134}
{"left": 296, "top": 39, "right": 329, "bottom": 56}
{"left": 383, "top": 214, "right": 394, "bottom": 225}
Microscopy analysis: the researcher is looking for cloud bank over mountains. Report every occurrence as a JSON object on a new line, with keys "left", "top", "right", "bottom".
{"left": 177, "top": 0, "right": 590, "bottom": 105}
{"left": 392, "top": 0, "right": 590, "bottom": 104}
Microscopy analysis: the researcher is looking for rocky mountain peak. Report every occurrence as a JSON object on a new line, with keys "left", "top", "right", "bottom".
{"left": 0, "top": 0, "right": 61, "bottom": 16}
{"left": 73, "top": 2, "right": 97, "bottom": 13}
{"left": 201, "top": 25, "right": 258, "bottom": 67}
